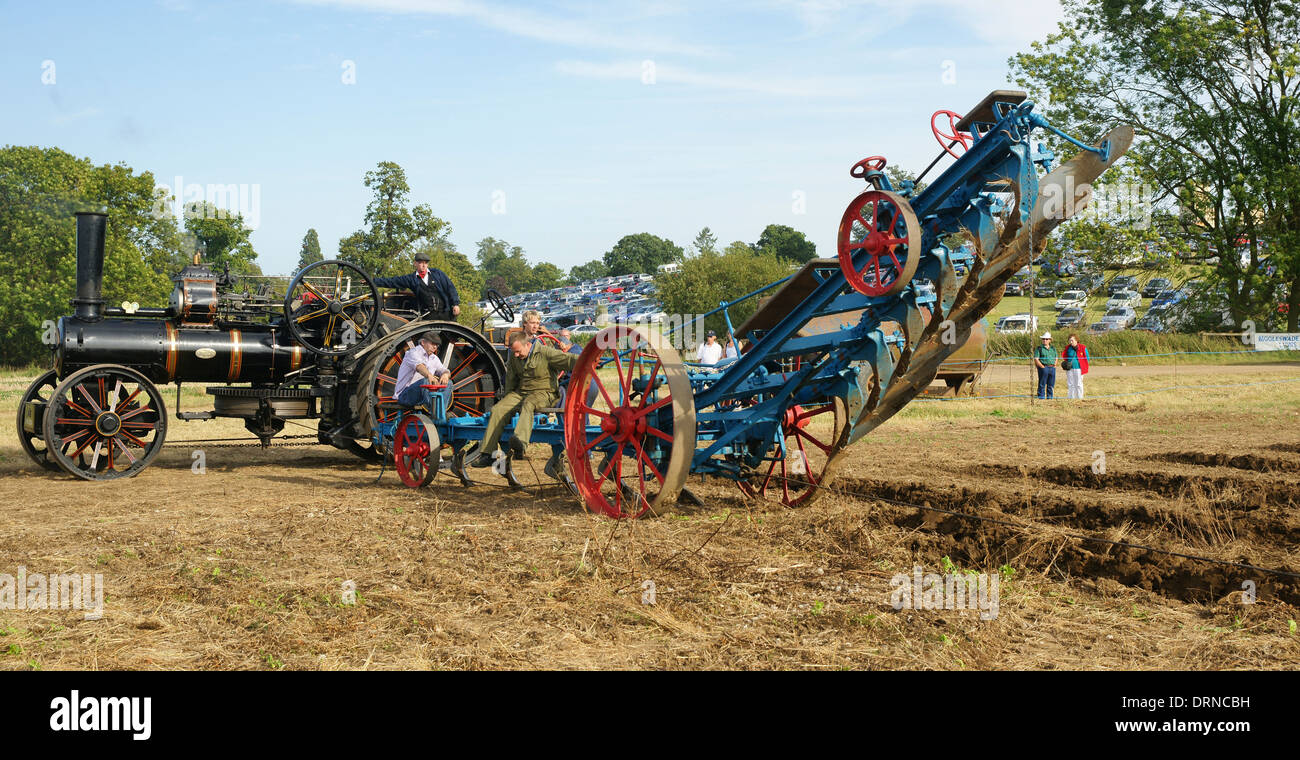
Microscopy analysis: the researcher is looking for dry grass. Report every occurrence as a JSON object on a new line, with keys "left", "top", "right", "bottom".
{"left": 1, "top": 365, "right": 1298, "bottom": 670}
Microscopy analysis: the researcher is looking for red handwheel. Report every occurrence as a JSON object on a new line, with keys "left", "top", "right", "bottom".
{"left": 563, "top": 324, "right": 695, "bottom": 518}
{"left": 837, "top": 189, "right": 921, "bottom": 296}
{"left": 931, "top": 110, "right": 972, "bottom": 160}
{"left": 393, "top": 412, "right": 439, "bottom": 487}
{"left": 849, "top": 155, "right": 887, "bottom": 180}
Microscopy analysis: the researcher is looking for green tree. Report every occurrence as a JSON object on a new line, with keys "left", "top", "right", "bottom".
{"left": 184, "top": 200, "right": 260, "bottom": 275}
{"left": 1010, "top": 0, "right": 1300, "bottom": 329}
{"left": 528, "top": 261, "right": 566, "bottom": 292}
{"left": 569, "top": 259, "right": 609, "bottom": 282}
{"left": 690, "top": 227, "right": 718, "bottom": 257}
{"left": 656, "top": 242, "right": 793, "bottom": 337}
{"left": 603, "top": 233, "right": 684, "bottom": 276}
{"left": 0, "top": 146, "right": 179, "bottom": 366}
{"left": 338, "top": 161, "right": 450, "bottom": 278}
{"left": 297, "top": 228, "right": 323, "bottom": 271}
{"left": 475, "top": 237, "right": 533, "bottom": 294}
{"left": 755, "top": 224, "right": 817, "bottom": 265}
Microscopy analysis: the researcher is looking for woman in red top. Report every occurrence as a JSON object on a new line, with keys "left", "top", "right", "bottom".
{"left": 1061, "top": 333, "right": 1089, "bottom": 399}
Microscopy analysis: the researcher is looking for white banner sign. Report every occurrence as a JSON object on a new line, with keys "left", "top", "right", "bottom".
{"left": 1254, "top": 333, "right": 1300, "bottom": 352}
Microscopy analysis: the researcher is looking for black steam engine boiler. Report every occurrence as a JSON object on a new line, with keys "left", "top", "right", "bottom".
{"left": 17, "top": 211, "right": 506, "bottom": 480}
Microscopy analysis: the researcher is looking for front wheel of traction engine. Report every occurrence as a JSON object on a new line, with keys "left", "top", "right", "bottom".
{"left": 16, "top": 369, "right": 65, "bottom": 472}
{"left": 42, "top": 364, "right": 168, "bottom": 480}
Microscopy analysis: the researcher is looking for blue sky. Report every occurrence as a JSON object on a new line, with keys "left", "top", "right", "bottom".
{"left": 1, "top": 0, "right": 1066, "bottom": 275}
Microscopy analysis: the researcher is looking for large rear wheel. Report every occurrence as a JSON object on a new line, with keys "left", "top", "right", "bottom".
{"left": 16, "top": 370, "right": 65, "bottom": 472}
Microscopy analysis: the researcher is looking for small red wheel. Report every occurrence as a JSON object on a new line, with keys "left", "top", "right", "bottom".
{"left": 738, "top": 397, "right": 848, "bottom": 508}
{"left": 563, "top": 324, "right": 695, "bottom": 518}
{"left": 931, "top": 110, "right": 972, "bottom": 160}
{"left": 393, "top": 412, "right": 439, "bottom": 488}
{"left": 837, "top": 189, "right": 921, "bottom": 297}
{"left": 849, "top": 155, "right": 887, "bottom": 180}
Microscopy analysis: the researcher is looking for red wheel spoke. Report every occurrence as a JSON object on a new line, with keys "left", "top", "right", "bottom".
{"left": 578, "top": 404, "right": 610, "bottom": 419}
{"left": 645, "top": 425, "right": 673, "bottom": 443}
{"left": 614, "top": 455, "right": 623, "bottom": 514}
{"left": 780, "top": 458, "right": 790, "bottom": 502}
{"left": 60, "top": 429, "right": 91, "bottom": 445}
{"left": 115, "top": 387, "right": 143, "bottom": 414}
{"left": 794, "top": 435, "right": 818, "bottom": 485}
{"left": 638, "top": 358, "right": 662, "bottom": 409}
{"left": 591, "top": 372, "right": 616, "bottom": 410}
{"left": 120, "top": 404, "right": 154, "bottom": 422}
{"left": 794, "top": 405, "right": 832, "bottom": 423}
{"left": 633, "top": 395, "right": 672, "bottom": 419}
{"left": 449, "top": 350, "right": 479, "bottom": 379}
{"left": 794, "top": 427, "right": 835, "bottom": 455}
{"left": 452, "top": 370, "right": 484, "bottom": 390}
{"left": 872, "top": 256, "right": 883, "bottom": 287}
{"left": 583, "top": 430, "right": 611, "bottom": 454}
{"left": 119, "top": 429, "right": 149, "bottom": 448}
{"left": 55, "top": 417, "right": 94, "bottom": 426}
{"left": 760, "top": 456, "right": 777, "bottom": 492}
{"left": 612, "top": 350, "right": 628, "bottom": 402}
{"left": 888, "top": 252, "right": 903, "bottom": 274}
{"left": 631, "top": 438, "right": 665, "bottom": 484}
{"left": 594, "top": 444, "right": 620, "bottom": 490}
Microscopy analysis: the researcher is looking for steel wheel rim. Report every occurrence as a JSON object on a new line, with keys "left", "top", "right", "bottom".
{"left": 563, "top": 325, "right": 694, "bottom": 519}
{"left": 43, "top": 364, "right": 168, "bottom": 480}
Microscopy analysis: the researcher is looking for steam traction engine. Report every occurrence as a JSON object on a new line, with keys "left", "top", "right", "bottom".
{"left": 17, "top": 211, "right": 505, "bottom": 480}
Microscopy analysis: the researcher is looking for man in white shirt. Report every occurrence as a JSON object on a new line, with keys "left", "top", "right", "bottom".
{"left": 696, "top": 330, "right": 723, "bottom": 366}
{"left": 394, "top": 331, "right": 453, "bottom": 410}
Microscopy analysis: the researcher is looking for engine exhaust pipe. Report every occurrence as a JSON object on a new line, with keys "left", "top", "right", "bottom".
{"left": 73, "top": 211, "right": 107, "bottom": 322}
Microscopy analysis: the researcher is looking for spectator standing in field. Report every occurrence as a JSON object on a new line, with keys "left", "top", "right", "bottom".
{"left": 696, "top": 330, "right": 723, "bottom": 366}
{"left": 1061, "top": 333, "right": 1090, "bottom": 399}
{"left": 1033, "top": 331, "right": 1057, "bottom": 399}
{"left": 722, "top": 335, "right": 739, "bottom": 361}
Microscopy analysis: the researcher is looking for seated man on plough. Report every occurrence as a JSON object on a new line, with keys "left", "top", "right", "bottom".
{"left": 472, "top": 333, "right": 580, "bottom": 467}
{"left": 393, "top": 331, "right": 453, "bottom": 411}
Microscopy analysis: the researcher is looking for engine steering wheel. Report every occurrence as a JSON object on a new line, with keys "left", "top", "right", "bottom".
{"left": 486, "top": 288, "right": 514, "bottom": 323}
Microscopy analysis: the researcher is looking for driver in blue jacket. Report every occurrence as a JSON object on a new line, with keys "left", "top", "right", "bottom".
{"left": 373, "top": 251, "right": 460, "bottom": 321}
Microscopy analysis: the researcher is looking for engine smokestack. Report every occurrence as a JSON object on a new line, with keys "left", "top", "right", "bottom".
{"left": 73, "top": 211, "right": 107, "bottom": 322}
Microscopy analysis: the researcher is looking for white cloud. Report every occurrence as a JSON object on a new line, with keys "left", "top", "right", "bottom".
{"left": 555, "top": 59, "right": 867, "bottom": 98}
{"left": 769, "top": 0, "right": 1065, "bottom": 46}
{"left": 288, "top": 0, "right": 719, "bottom": 56}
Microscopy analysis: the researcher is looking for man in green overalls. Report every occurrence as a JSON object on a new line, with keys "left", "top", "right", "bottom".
{"left": 473, "top": 333, "right": 580, "bottom": 467}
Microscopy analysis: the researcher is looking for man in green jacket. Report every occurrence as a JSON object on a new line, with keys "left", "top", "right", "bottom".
{"left": 473, "top": 333, "right": 580, "bottom": 467}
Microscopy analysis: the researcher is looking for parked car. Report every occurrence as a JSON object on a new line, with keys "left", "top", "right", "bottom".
{"left": 1003, "top": 278, "right": 1028, "bottom": 296}
{"left": 1133, "top": 314, "right": 1164, "bottom": 332}
{"left": 996, "top": 314, "right": 1039, "bottom": 335}
{"left": 1100, "top": 306, "right": 1137, "bottom": 328}
{"left": 1072, "top": 272, "right": 1104, "bottom": 292}
{"left": 1033, "top": 281, "right": 1058, "bottom": 298}
{"left": 1141, "top": 277, "right": 1173, "bottom": 298}
{"left": 1108, "top": 275, "right": 1139, "bottom": 295}
{"left": 1054, "top": 290, "right": 1087, "bottom": 311}
{"left": 1088, "top": 320, "right": 1118, "bottom": 334}
{"left": 1055, "top": 307, "right": 1086, "bottom": 329}
{"left": 1150, "top": 289, "right": 1187, "bottom": 308}
{"left": 570, "top": 325, "right": 601, "bottom": 336}
{"left": 1106, "top": 290, "right": 1142, "bottom": 310}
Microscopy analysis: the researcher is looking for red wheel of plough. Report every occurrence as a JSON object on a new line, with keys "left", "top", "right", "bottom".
{"left": 849, "top": 155, "right": 887, "bottom": 180}
{"left": 737, "top": 396, "right": 848, "bottom": 508}
{"left": 393, "top": 412, "right": 439, "bottom": 488}
{"left": 837, "top": 189, "right": 921, "bottom": 297}
{"left": 563, "top": 324, "right": 695, "bottom": 519}
{"left": 931, "top": 110, "right": 972, "bottom": 160}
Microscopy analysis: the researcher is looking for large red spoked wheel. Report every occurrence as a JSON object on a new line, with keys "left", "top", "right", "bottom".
{"left": 42, "top": 364, "right": 167, "bottom": 480}
{"left": 393, "top": 412, "right": 439, "bottom": 488}
{"left": 931, "top": 110, "right": 972, "bottom": 160}
{"left": 563, "top": 325, "right": 695, "bottom": 519}
{"left": 838, "top": 189, "right": 921, "bottom": 297}
{"left": 738, "top": 397, "right": 848, "bottom": 508}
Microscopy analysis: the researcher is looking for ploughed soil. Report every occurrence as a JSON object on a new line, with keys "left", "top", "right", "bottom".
{"left": 1, "top": 366, "right": 1298, "bottom": 670}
